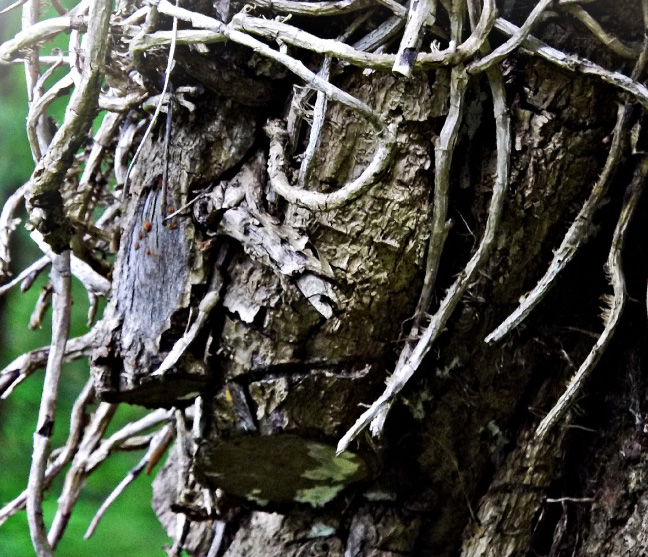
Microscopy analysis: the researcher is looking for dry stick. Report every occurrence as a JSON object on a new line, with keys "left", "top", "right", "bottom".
{"left": 266, "top": 120, "right": 398, "bottom": 211}
{"left": 134, "top": 0, "right": 494, "bottom": 74}
{"left": 494, "top": 18, "right": 648, "bottom": 110}
{"left": 0, "top": 14, "right": 87, "bottom": 62}
{"left": 98, "top": 89, "right": 149, "bottom": 112}
{"left": 0, "top": 257, "right": 50, "bottom": 297}
{"left": 339, "top": 38, "right": 512, "bottom": 455}
{"left": 26, "top": 251, "right": 71, "bottom": 557}
{"left": 25, "top": 0, "right": 111, "bottom": 257}
{"left": 84, "top": 409, "right": 175, "bottom": 472}
{"left": 297, "top": 56, "right": 331, "bottom": 188}
{"left": 286, "top": 11, "right": 371, "bottom": 154}
{"left": 486, "top": 104, "right": 630, "bottom": 344}
{"left": 393, "top": 0, "right": 436, "bottom": 76}
{"left": 0, "top": 183, "right": 29, "bottom": 279}
{"left": 26, "top": 54, "right": 65, "bottom": 161}
{"left": 29, "top": 283, "right": 53, "bottom": 329}
{"left": 26, "top": 74, "right": 75, "bottom": 158}
{"left": 468, "top": 0, "right": 554, "bottom": 74}
{"left": 250, "top": 0, "right": 372, "bottom": 15}
{"left": 486, "top": 30, "right": 648, "bottom": 344}
{"left": 414, "top": 64, "right": 468, "bottom": 330}
{"left": 5, "top": 55, "right": 73, "bottom": 65}
{"left": 231, "top": 1, "right": 494, "bottom": 72}
{"left": 536, "top": 156, "right": 648, "bottom": 439}
{"left": 77, "top": 112, "right": 124, "bottom": 222}
{"left": 0, "top": 329, "right": 96, "bottom": 398}
{"left": 84, "top": 423, "right": 176, "bottom": 539}
{"left": 22, "top": 0, "right": 51, "bottom": 162}
{"left": 22, "top": 0, "right": 111, "bottom": 550}
{"left": 156, "top": 0, "right": 383, "bottom": 129}
{"left": 562, "top": 4, "right": 639, "bottom": 60}
{"left": 206, "top": 521, "right": 226, "bottom": 557}
{"left": 369, "top": 0, "right": 504, "bottom": 436}
{"left": 0, "top": 0, "right": 27, "bottom": 15}
{"left": 47, "top": 402, "right": 117, "bottom": 549}
{"left": 352, "top": 15, "right": 404, "bottom": 53}
{"left": 123, "top": 0, "right": 179, "bottom": 199}
{"left": 0, "top": 381, "right": 95, "bottom": 526}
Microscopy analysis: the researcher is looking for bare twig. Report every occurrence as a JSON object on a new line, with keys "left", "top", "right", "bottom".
{"left": 0, "top": 256, "right": 50, "bottom": 298}
{"left": 77, "top": 112, "right": 124, "bottom": 222}
{"left": 29, "top": 283, "right": 53, "bottom": 330}
{"left": 487, "top": 29, "right": 648, "bottom": 344}
{"left": 84, "top": 424, "right": 176, "bottom": 539}
{"left": 468, "top": 0, "right": 554, "bottom": 74}
{"left": 0, "top": 329, "right": 96, "bottom": 399}
{"left": 413, "top": 64, "right": 468, "bottom": 329}
{"left": 0, "top": 14, "right": 87, "bottom": 63}
{"left": 250, "top": 0, "right": 372, "bottom": 15}
{"left": 0, "top": 183, "right": 29, "bottom": 280}
{"left": 156, "top": 0, "right": 384, "bottom": 129}
{"left": 27, "top": 250, "right": 71, "bottom": 557}
{"left": 25, "top": 0, "right": 111, "bottom": 253}
{"left": 0, "top": 381, "right": 95, "bottom": 526}
{"left": 562, "top": 4, "right": 639, "bottom": 59}
{"left": 536, "top": 157, "right": 648, "bottom": 439}
{"left": 486, "top": 104, "right": 629, "bottom": 344}
{"left": 30, "top": 231, "right": 110, "bottom": 296}
{"left": 47, "top": 402, "right": 117, "bottom": 548}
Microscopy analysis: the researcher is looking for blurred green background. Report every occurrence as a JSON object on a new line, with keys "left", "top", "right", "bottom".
{"left": 0, "top": 3, "right": 171, "bottom": 555}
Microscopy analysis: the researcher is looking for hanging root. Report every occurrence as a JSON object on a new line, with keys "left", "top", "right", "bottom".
{"left": 536, "top": 157, "right": 648, "bottom": 439}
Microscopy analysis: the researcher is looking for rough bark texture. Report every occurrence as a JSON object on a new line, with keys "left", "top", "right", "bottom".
{"left": 87, "top": 2, "right": 648, "bottom": 556}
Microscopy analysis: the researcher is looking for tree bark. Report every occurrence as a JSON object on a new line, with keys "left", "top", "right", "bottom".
{"left": 84, "top": 2, "right": 648, "bottom": 555}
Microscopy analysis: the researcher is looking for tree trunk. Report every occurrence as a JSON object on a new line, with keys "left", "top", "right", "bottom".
{"left": 85, "top": 2, "right": 648, "bottom": 555}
